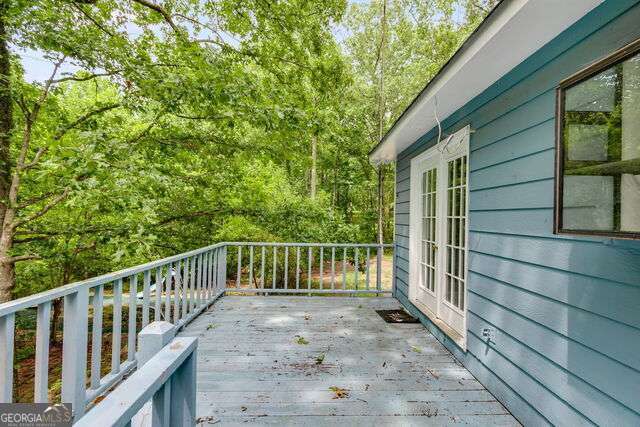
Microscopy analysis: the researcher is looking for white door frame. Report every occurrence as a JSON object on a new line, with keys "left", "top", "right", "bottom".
{"left": 408, "top": 125, "right": 470, "bottom": 349}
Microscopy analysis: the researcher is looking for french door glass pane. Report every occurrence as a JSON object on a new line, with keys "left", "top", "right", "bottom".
{"left": 420, "top": 168, "right": 437, "bottom": 292}
{"left": 445, "top": 155, "right": 468, "bottom": 310}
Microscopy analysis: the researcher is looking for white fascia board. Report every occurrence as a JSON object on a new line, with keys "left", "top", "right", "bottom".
{"left": 369, "top": 0, "right": 603, "bottom": 165}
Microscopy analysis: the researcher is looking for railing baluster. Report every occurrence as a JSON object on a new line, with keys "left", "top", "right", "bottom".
{"left": 210, "top": 249, "right": 220, "bottom": 298}
{"left": 198, "top": 255, "right": 204, "bottom": 307}
{"left": 354, "top": 248, "right": 359, "bottom": 290}
{"left": 331, "top": 247, "right": 336, "bottom": 290}
{"left": 0, "top": 313, "right": 15, "bottom": 402}
{"left": 112, "top": 279, "right": 123, "bottom": 373}
{"left": 62, "top": 288, "right": 89, "bottom": 418}
{"left": 221, "top": 246, "right": 227, "bottom": 288}
{"left": 182, "top": 258, "right": 189, "bottom": 317}
{"left": 152, "top": 381, "right": 171, "bottom": 426}
{"left": 200, "top": 255, "right": 205, "bottom": 304}
{"left": 248, "top": 246, "right": 254, "bottom": 288}
{"left": 366, "top": 247, "right": 371, "bottom": 290}
{"left": 190, "top": 256, "right": 196, "bottom": 312}
{"left": 377, "top": 245, "right": 382, "bottom": 292}
{"left": 202, "top": 253, "right": 208, "bottom": 302}
{"left": 165, "top": 263, "right": 172, "bottom": 320}
{"left": 342, "top": 248, "right": 347, "bottom": 290}
{"left": 295, "top": 247, "right": 300, "bottom": 289}
{"left": 236, "top": 246, "right": 242, "bottom": 289}
{"left": 211, "top": 250, "right": 217, "bottom": 296}
{"left": 155, "top": 267, "right": 162, "bottom": 321}
{"left": 142, "top": 270, "right": 150, "bottom": 327}
{"left": 201, "top": 255, "right": 208, "bottom": 304}
{"left": 272, "top": 246, "right": 277, "bottom": 289}
{"left": 319, "top": 247, "right": 324, "bottom": 290}
{"left": 169, "top": 345, "right": 197, "bottom": 426}
{"left": 284, "top": 247, "right": 289, "bottom": 289}
{"left": 207, "top": 251, "right": 212, "bottom": 299}
{"left": 260, "top": 246, "right": 266, "bottom": 290}
{"left": 307, "top": 247, "right": 312, "bottom": 291}
{"left": 128, "top": 276, "right": 137, "bottom": 362}
{"left": 174, "top": 261, "right": 181, "bottom": 323}
{"left": 90, "top": 285, "right": 104, "bottom": 390}
{"left": 34, "top": 301, "right": 51, "bottom": 402}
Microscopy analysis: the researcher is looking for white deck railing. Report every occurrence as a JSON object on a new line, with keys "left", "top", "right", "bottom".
{"left": 76, "top": 323, "right": 197, "bottom": 427}
{"left": 0, "top": 241, "right": 393, "bottom": 422}
{"left": 0, "top": 243, "right": 226, "bottom": 419}
{"left": 226, "top": 242, "right": 393, "bottom": 295}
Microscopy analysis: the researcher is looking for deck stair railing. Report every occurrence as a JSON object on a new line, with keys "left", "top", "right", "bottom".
{"left": 0, "top": 241, "right": 393, "bottom": 421}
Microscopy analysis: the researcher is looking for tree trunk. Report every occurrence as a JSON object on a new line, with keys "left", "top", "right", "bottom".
{"left": 0, "top": 259, "right": 13, "bottom": 302}
{"left": 50, "top": 298, "right": 62, "bottom": 344}
{"left": 310, "top": 134, "right": 317, "bottom": 199}
{"left": 332, "top": 156, "right": 338, "bottom": 207}
{"left": 0, "top": 205, "right": 15, "bottom": 302}
{"left": 0, "top": 1, "right": 12, "bottom": 229}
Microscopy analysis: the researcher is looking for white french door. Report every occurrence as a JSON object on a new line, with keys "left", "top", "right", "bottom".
{"left": 409, "top": 126, "right": 469, "bottom": 343}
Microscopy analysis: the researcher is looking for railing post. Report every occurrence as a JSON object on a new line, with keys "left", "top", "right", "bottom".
{"left": 61, "top": 287, "right": 89, "bottom": 419}
{"left": 0, "top": 313, "right": 15, "bottom": 402}
{"left": 219, "top": 246, "right": 226, "bottom": 290}
{"left": 377, "top": 245, "right": 383, "bottom": 292}
{"left": 133, "top": 321, "right": 176, "bottom": 427}
{"left": 137, "top": 321, "right": 176, "bottom": 366}
{"left": 169, "top": 344, "right": 197, "bottom": 426}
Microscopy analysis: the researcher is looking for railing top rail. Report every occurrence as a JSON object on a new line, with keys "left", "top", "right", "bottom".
{"left": 75, "top": 336, "right": 197, "bottom": 427}
{"left": 0, "top": 242, "right": 225, "bottom": 316}
{"left": 225, "top": 242, "right": 394, "bottom": 248}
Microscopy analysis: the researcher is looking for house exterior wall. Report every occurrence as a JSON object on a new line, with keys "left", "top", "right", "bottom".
{"left": 393, "top": 1, "right": 640, "bottom": 425}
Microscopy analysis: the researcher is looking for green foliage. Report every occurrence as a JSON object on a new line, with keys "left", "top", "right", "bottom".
{"left": 2, "top": 0, "right": 492, "bottom": 298}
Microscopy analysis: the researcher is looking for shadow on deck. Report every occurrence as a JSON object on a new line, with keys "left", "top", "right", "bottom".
{"left": 180, "top": 296, "right": 519, "bottom": 426}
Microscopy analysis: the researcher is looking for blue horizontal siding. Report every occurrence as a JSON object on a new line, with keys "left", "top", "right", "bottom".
{"left": 393, "top": 1, "right": 640, "bottom": 425}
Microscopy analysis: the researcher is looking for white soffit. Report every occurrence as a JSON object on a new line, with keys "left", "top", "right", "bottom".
{"left": 369, "top": 0, "right": 603, "bottom": 164}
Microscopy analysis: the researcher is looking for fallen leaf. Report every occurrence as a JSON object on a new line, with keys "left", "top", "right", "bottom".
{"left": 206, "top": 324, "right": 217, "bottom": 330}
{"left": 196, "top": 415, "right": 220, "bottom": 424}
{"left": 411, "top": 346, "right": 422, "bottom": 353}
{"left": 329, "top": 386, "right": 349, "bottom": 399}
{"left": 295, "top": 336, "right": 309, "bottom": 345}
{"left": 315, "top": 353, "right": 325, "bottom": 365}
{"left": 304, "top": 314, "right": 311, "bottom": 320}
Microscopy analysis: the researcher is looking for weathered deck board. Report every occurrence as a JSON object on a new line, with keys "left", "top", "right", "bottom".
{"left": 181, "top": 296, "right": 519, "bottom": 426}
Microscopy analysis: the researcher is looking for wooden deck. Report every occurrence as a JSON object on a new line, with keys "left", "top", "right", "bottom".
{"left": 181, "top": 296, "right": 519, "bottom": 426}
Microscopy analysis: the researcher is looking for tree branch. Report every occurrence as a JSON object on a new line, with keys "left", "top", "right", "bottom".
{"left": 21, "top": 147, "right": 46, "bottom": 171}
{"left": 13, "top": 188, "right": 70, "bottom": 228}
{"left": 54, "top": 103, "right": 121, "bottom": 141}
{"left": 52, "top": 70, "right": 122, "bottom": 84}
{"left": 71, "top": 2, "right": 115, "bottom": 37}
{"left": 8, "top": 254, "right": 41, "bottom": 262}
{"left": 130, "top": 0, "right": 180, "bottom": 34}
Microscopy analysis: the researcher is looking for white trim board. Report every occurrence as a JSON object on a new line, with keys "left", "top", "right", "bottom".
{"left": 369, "top": 0, "right": 602, "bottom": 164}
{"left": 408, "top": 126, "right": 470, "bottom": 349}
